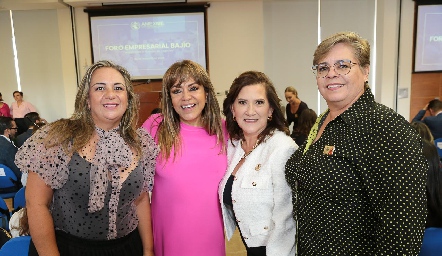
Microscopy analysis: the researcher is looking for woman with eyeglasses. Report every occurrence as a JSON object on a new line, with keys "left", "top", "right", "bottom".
{"left": 285, "top": 31, "right": 428, "bottom": 255}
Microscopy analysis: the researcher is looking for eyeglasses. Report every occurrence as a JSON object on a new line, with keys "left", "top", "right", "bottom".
{"left": 312, "top": 59, "right": 358, "bottom": 78}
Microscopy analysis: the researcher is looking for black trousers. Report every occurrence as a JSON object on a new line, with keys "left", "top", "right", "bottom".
{"left": 232, "top": 210, "right": 266, "bottom": 256}
{"left": 28, "top": 228, "right": 143, "bottom": 256}
{"left": 237, "top": 228, "right": 267, "bottom": 256}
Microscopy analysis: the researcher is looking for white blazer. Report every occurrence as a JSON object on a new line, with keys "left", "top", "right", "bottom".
{"left": 219, "top": 130, "right": 297, "bottom": 255}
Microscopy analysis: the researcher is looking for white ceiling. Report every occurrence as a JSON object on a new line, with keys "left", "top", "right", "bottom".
{"left": 0, "top": 0, "right": 201, "bottom": 11}
{"left": 0, "top": 0, "right": 67, "bottom": 10}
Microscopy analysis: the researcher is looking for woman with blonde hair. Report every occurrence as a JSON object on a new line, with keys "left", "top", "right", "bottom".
{"left": 284, "top": 86, "right": 308, "bottom": 139}
{"left": 142, "top": 60, "right": 227, "bottom": 256}
{"left": 15, "top": 60, "right": 158, "bottom": 256}
{"left": 410, "top": 121, "right": 434, "bottom": 143}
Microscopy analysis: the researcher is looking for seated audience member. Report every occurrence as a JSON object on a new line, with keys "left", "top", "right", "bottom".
{"left": 291, "top": 108, "right": 317, "bottom": 146}
{"left": 0, "top": 117, "right": 21, "bottom": 180}
{"left": 413, "top": 99, "right": 442, "bottom": 139}
{"left": 422, "top": 140, "right": 442, "bottom": 228}
{"left": 16, "top": 112, "right": 45, "bottom": 148}
{"left": 150, "top": 107, "right": 161, "bottom": 116}
{"left": 0, "top": 93, "right": 11, "bottom": 117}
{"left": 410, "top": 121, "right": 434, "bottom": 143}
{"left": 0, "top": 227, "right": 12, "bottom": 248}
{"left": 10, "top": 91, "right": 37, "bottom": 136}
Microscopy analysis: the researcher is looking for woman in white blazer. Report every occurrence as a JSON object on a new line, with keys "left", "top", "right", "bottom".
{"left": 219, "top": 71, "right": 297, "bottom": 256}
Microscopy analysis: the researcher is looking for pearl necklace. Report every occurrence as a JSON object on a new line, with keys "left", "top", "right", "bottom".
{"left": 240, "top": 139, "right": 260, "bottom": 160}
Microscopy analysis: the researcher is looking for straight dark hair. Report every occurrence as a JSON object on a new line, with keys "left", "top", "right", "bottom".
{"left": 223, "top": 71, "right": 289, "bottom": 144}
{"left": 423, "top": 140, "right": 442, "bottom": 222}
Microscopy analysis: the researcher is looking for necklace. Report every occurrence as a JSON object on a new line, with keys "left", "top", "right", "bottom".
{"left": 240, "top": 139, "right": 260, "bottom": 160}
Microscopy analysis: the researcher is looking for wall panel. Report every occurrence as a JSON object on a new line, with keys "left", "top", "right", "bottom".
{"left": 0, "top": 11, "right": 19, "bottom": 105}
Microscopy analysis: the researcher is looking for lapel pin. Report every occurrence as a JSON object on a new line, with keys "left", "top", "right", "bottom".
{"left": 323, "top": 145, "right": 335, "bottom": 156}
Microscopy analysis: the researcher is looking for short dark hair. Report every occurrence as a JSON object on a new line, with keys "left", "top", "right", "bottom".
{"left": 24, "top": 112, "right": 41, "bottom": 128}
{"left": 0, "top": 117, "right": 14, "bottom": 134}
{"left": 150, "top": 108, "right": 162, "bottom": 115}
{"left": 13, "top": 91, "right": 23, "bottom": 97}
{"left": 428, "top": 99, "right": 442, "bottom": 112}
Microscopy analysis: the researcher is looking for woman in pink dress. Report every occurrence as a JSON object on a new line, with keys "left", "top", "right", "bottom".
{"left": 0, "top": 93, "right": 11, "bottom": 117}
{"left": 142, "top": 60, "right": 227, "bottom": 256}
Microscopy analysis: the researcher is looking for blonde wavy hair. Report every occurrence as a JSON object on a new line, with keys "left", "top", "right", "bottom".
{"left": 44, "top": 60, "right": 141, "bottom": 157}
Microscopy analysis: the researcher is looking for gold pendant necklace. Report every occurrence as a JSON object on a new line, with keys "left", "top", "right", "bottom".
{"left": 240, "top": 139, "right": 260, "bottom": 160}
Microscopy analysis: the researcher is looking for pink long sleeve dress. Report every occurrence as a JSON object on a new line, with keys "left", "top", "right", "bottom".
{"left": 142, "top": 114, "right": 227, "bottom": 256}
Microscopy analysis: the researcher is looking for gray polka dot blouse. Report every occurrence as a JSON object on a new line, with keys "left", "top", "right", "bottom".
{"left": 15, "top": 125, "right": 158, "bottom": 240}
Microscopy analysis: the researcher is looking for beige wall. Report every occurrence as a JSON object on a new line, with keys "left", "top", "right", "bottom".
{"left": 0, "top": 11, "right": 17, "bottom": 105}
{"left": 397, "top": 0, "right": 415, "bottom": 119}
{"left": 207, "top": 1, "right": 265, "bottom": 105}
{"left": 1, "top": 0, "right": 416, "bottom": 121}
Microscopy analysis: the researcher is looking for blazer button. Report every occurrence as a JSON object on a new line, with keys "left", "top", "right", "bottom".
{"left": 252, "top": 182, "right": 257, "bottom": 186}
{"left": 255, "top": 164, "right": 261, "bottom": 171}
{"left": 236, "top": 219, "right": 240, "bottom": 223}
{"left": 232, "top": 200, "right": 236, "bottom": 203}
{"left": 264, "top": 226, "right": 269, "bottom": 230}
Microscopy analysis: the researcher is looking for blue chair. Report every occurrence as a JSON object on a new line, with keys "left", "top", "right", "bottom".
{"left": 419, "top": 227, "right": 442, "bottom": 256}
{"left": 0, "top": 235, "right": 31, "bottom": 256}
{"left": 0, "top": 199, "right": 10, "bottom": 230}
{"left": 13, "top": 187, "right": 25, "bottom": 210}
{"left": 0, "top": 164, "right": 20, "bottom": 201}
{"left": 434, "top": 138, "right": 442, "bottom": 160}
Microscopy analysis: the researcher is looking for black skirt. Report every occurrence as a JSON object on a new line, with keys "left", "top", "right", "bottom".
{"left": 28, "top": 228, "right": 143, "bottom": 256}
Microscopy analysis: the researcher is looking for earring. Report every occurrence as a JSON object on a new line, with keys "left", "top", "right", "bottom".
{"left": 233, "top": 116, "right": 236, "bottom": 122}
{"left": 267, "top": 116, "right": 272, "bottom": 121}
